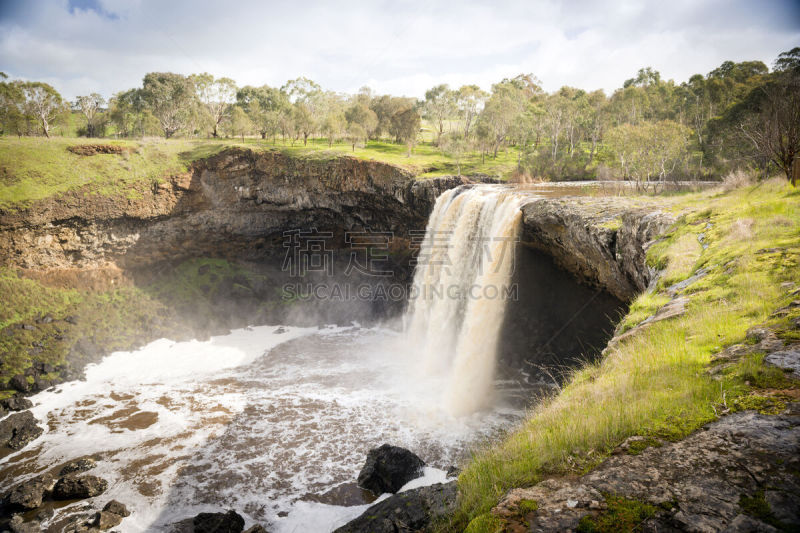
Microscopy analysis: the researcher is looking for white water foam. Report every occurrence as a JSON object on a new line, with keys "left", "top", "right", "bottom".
{"left": 2, "top": 324, "right": 523, "bottom": 532}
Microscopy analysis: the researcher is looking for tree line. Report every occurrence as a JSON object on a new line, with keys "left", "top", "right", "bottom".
{"left": 1, "top": 46, "right": 798, "bottom": 184}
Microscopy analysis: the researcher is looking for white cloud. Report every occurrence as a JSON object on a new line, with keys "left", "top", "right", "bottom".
{"left": 0, "top": 0, "right": 797, "bottom": 100}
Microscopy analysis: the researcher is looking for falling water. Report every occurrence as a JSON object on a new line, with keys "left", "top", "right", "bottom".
{"left": 405, "top": 185, "right": 524, "bottom": 415}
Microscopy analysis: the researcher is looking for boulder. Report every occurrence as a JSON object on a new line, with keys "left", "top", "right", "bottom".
{"left": 356, "top": 444, "right": 425, "bottom": 495}
{"left": 94, "top": 511, "right": 123, "bottom": 530}
{"left": 53, "top": 474, "right": 108, "bottom": 500}
{"left": 32, "top": 378, "right": 51, "bottom": 392}
{"left": 4, "top": 474, "right": 54, "bottom": 511}
{"left": 59, "top": 457, "right": 97, "bottom": 476}
{"left": 102, "top": 499, "right": 130, "bottom": 517}
{"left": 8, "top": 374, "right": 29, "bottom": 393}
{"left": 0, "top": 411, "right": 43, "bottom": 450}
{"left": 334, "top": 482, "right": 457, "bottom": 533}
{"left": 0, "top": 396, "right": 33, "bottom": 411}
{"left": 192, "top": 510, "right": 245, "bottom": 533}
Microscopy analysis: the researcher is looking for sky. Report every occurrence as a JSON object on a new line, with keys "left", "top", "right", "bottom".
{"left": 1, "top": 0, "right": 798, "bottom": 101}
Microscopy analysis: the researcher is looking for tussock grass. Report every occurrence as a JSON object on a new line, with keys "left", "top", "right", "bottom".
{"left": 448, "top": 179, "right": 800, "bottom": 531}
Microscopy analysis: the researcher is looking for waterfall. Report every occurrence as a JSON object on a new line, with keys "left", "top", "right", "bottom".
{"left": 405, "top": 185, "right": 524, "bottom": 415}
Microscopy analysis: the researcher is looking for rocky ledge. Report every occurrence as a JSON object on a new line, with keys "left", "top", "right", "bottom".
{"left": 0, "top": 148, "right": 491, "bottom": 273}
{"left": 493, "top": 405, "right": 800, "bottom": 532}
{"left": 520, "top": 196, "right": 676, "bottom": 301}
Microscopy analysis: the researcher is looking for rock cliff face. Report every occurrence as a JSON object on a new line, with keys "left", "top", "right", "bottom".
{"left": 0, "top": 148, "right": 484, "bottom": 274}
{"left": 520, "top": 196, "right": 676, "bottom": 302}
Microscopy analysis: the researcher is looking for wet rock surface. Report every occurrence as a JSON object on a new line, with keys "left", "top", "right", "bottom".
{"left": 0, "top": 397, "right": 33, "bottom": 412}
{"left": 0, "top": 410, "right": 43, "bottom": 450}
{"left": 3, "top": 473, "right": 54, "bottom": 511}
{"left": 357, "top": 444, "right": 425, "bottom": 495}
{"left": 192, "top": 509, "right": 245, "bottom": 533}
{"left": 53, "top": 475, "right": 108, "bottom": 500}
{"left": 334, "top": 481, "right": 458, "bottom": 533}
{"left": 92, "top": 500, "right": 130, "bottom": 530}
{"left": 59, "top": 457, "right": 97, "bottom": 477}
{"left": 493, "top": 405, "right": 800, "bottom": 532}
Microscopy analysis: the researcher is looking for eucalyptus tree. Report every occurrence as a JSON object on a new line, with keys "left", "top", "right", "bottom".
{"left": 370, "top": 95, "right": 416, "bottom": 139}
{"left": 455, "top": 85, "right": 488, "bottom": 139}
{"left": 439, "top": 132, "right": 472, "bottom": 175}
{"left": 237, "top": 85, "right": 290, "bottom": 141}
{"left": 345, "top": 99, "right": 378, "bottom": 144}
{"left": 735, "top": 66, "right": 800, "bottom": 184}
{"left": 344, "top": 122, "right": 364, "bottom": 151}
{"left": 74, "top": 93, "right": 106, "bottom": 137}
{"left": 21, "top": 81, "right": 66, "bottom": 138}
{"left": 477, "top": 79, "right": 529, "bottom": 157}
{"left": 423, "top": 84, "right": 456, "bottom": 144}
{"left": 606, "top": 120, "right": 690, "bottom": 188}
{"left": 390, "top": 107, "right": 421, "bottom": 156}
{"left": 320, "top": 93, "right": 347, "bottom": 147}
{"left": 0, "top": 76, "right": 25, "bottom": 136}
{"left": 227, "top": 106, "right": 252, "bottom": 141}
{"left": 141, "top": 72, "right": 196, "bottom": 138}
{"left": 283, "top": 77, "right": 323, "bottom": 141}
{"left": 109, "top": 88, "right": 152, "bottom": 137}
{"left": 192, "top": 73, "right": 237, "bottom": 138}
{"left": 293, "top": 102, "right": 315, "bottom": 145}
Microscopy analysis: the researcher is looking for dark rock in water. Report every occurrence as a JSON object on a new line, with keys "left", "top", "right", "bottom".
{"left": 4, "top": 474, "right": 54, "bottom": 511}
{"left": 102, "top": 499, "right": 130, "bottom": 517}
{"left": 0, "top": 411, "right": 43, "bottom": 450}
{"left": 32, "top": 377, "right": 51, "bottom": 392}
{"left": 272, "top": 326, "right": 287, "bottom": 334}
{"left": 0, "top": 396, "right": 33, "bottom": 411}
{"left": 334, "top": 481, "right": 457, "bottom": 533}
{"left": 8, "top": 374, "right": 29, "bottom": 392}
{"left": 94, "top": 511, "right": 123, "bottom": 530}
{"left": 357, "top": 444, "right": 425, "bottom": 495}
{"left": 53, "top": 475, "right": 108, "bottom": 500}
{"left": 59, "top": 457, "right": 97, "bottom": 476}
{"left": 93, "top": 501, "right": 131, "bottom": 530}
{"left": 192, "top": 510, "right": 245, "bottom": 533}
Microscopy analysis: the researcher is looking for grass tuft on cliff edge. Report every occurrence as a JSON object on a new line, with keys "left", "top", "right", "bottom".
{"left": 446, "top": 178, "right": 800, "bottom": 532}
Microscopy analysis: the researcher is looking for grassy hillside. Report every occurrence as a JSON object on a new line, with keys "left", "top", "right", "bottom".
{"left": 0, "top": 136, "right": 521, "bottom": 209}
{"left": 0, "top": 137, "right": 232, "bottom": 209}
{"left": 451, "top": 179, "right": 800, "bottom": 532}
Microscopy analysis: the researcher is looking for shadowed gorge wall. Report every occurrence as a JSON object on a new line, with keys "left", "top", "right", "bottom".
{"left": 497, "top": 245, "right": 626, "bottom": 387}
